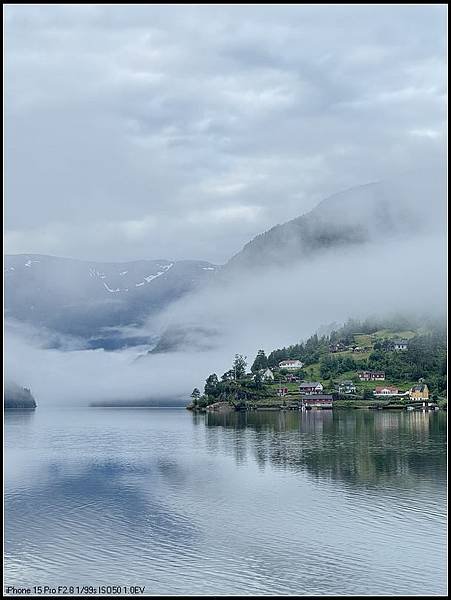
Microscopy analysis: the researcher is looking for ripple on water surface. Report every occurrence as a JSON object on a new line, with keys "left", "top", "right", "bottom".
{"left": 4, "top": 408, "right": 447, "bottom": 595}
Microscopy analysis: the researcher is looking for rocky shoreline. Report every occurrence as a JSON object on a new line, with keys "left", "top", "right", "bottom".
{"left": 186, "top": 398, "right": 445, "bottom": 413}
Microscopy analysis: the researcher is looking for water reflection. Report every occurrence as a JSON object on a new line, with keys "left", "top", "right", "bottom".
{"left": 5, "top": 459, "right": 199, "bottom": 586}
{"left": 4, "top": 408, "right": 447, "bottom": 595}
{"left": 200, "top": 410, "right": 447, "bottom": 488}
{"left": 4, "top": 410, "right": 36, "bottom": 426}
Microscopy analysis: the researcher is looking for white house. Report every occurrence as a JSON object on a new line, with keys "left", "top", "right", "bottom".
{"left": 393, "top": 339, "right": 408, "bottom": 351}
{"left": 299, "top": 382, "right": 323, "bottom": 394}
{"left": 252, "top": 368, "right": 275, "bottom": 381}
{"left": 373, "top": 386, "right": 399, "bottom": 397}
{"left": 338, "top": 380, "right": 356, "bottom": 394}
{"left": 261, "top": 368, "right": 275, "bottom": 381}
{"left": 279, "top": 359, "right": 304, "bottom": 371}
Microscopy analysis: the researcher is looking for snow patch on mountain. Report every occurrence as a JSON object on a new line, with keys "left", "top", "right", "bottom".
{"left": 89, "top": 268, "right": 106, "bottom": 278}
{"left": 103, "top": 282, "right": 121, "bottom": 293}
{"left": 137, "top": 263, "right": 174, "bottom": 285}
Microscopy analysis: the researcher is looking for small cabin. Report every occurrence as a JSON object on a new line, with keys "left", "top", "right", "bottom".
{"left": 338, "top": 381, "right": 356, "bottom": 394}
{"left": 358, "top": 371, "right": 385, "bottom": 381}
{"left": 392, "top": 339, "right": 408, "bottom": 351}
{"left": 279, "top": 359, "right": 304, "bottom": 371}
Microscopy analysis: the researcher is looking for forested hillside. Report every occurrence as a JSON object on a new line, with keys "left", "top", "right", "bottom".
{"left": 265, "top": 316, "right": 446, "bottom": 396}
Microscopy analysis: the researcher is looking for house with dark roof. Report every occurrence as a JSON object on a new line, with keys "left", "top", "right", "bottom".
{"left": 358, "top": 371, "right": 385, "bottom": 381}
{"left": 329, "top": 343, "right": 346, "bottom": 353}
{"left": 338, "top": 380, "right": 357, "bottom": 394}
{"left": 299, "top": 382, "right": 323, "bottom": 394}
{"left": 301, "top": 394, "right": 334, "bottom": 408}
{"left": 392, "top": 339, "right": 408, "bottom": 351}
{"left": 409, "top": 384, "right": 429, "bottom": 401}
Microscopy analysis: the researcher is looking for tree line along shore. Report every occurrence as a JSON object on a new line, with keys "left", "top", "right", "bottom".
{"left": 187, "top": 317, "right": 447, "bottom": 412}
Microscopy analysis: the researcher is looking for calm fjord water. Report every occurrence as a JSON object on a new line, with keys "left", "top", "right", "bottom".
{"left": 4, "top": 408, "right": 447, "bottom": 596}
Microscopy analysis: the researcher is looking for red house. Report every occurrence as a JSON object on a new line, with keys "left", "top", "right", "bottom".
{"left": 302, "top": 394, "right": 334, "bottom": 408}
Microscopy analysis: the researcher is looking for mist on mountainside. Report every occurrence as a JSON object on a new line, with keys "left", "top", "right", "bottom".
{"left": 148, "top": 167, "right": 446, "bottom": 354}
{"left": 149, "top": 232, "right": 446, "bottom": 357}
{"left": 5, "top": 236, "right": 445, "bottom": 407}
{"left": 4, "top": 168, "right": 446, "bottom": 407}
{"left": 225, "top": 167, "right": 446, "bottom": 271}
{"left": 4, "top": 256, "right": 218, "bottom": 346}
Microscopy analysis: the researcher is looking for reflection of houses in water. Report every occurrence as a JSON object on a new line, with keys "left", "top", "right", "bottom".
{"left": 374, "top": 412, "right": 403, "bottom": 431}
{"left": 199, "top": 409, "right": 445, "bottom": 487}
{"left": 298, "top": 408, "right": 333, "bottom": 434}
{"left": 374, "top": 411, "right": 435, "bottom": 434}
{"left": 204, "top": 408, "right": 334, "bottom": 436}
{"left": 406, "top": 410, "right": 432, "bottom": 433}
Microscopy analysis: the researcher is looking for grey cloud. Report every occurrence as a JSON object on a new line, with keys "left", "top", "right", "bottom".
{"left": 5, "top": 5, "right": 446, "bottom": 263}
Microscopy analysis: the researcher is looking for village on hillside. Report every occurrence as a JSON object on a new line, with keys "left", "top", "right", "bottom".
{"left": 249, "top": 360, "right": 432, "bottom": 410}
{"left": 188, "top": 322, "right": 447, "bottom": 412}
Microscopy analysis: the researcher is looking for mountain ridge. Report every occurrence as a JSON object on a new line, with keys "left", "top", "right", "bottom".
{"left": 5, "top": 254, "right": 219, "bottom": 346}
{"left": 225, "top": 174, "right": 444, "bottom": 271}
{"left": 5, "top": 171, "right": 444, "bottom": 349}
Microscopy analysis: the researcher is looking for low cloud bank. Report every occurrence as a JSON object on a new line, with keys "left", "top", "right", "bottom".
{"left": 151, "top": 233, "right": 446, "bottom": 353}
{"left": 5, "top": 232, "right": 445, "bottom": 407}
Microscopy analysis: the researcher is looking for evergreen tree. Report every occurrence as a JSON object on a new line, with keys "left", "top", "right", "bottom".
{"left": 191, "top": 388, "right": 201, "bottom": 402}
{"left": 204, "top": 374, "right": 219, "bottom": 397}
{"left": 253, "top": 371, "right": 263, "bottom": 389}
{"left": 232, "top": 354, "right": 247, "bottom": 379}
{"left": 251, "top": 349, "right": 268, "bottom": 372}
{"left": 221, "top": 369, "right": 235, "bottom": 381}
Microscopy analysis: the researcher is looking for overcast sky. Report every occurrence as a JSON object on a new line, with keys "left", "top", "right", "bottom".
{"left": 5, "top": 4, "right": 446, "bottom": 264}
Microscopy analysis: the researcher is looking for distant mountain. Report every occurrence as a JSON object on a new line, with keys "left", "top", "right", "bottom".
{"left": 5, "top": 171, "right": 444, "bottom": 352}
{"left": 225, "top": 174, "right": 444, "bottom": 271}
{"left": 4, "top": 255, "right": 218, "bottom": 347}
{"left": 149, "top": 172, "right": 445, "bottom": 353}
